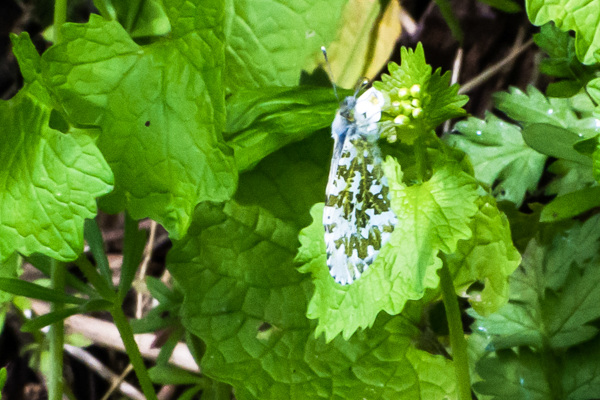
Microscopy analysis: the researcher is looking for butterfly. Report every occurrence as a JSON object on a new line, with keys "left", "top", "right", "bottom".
{"left": 323, "top": 87, "right": 397, "bottom": 284}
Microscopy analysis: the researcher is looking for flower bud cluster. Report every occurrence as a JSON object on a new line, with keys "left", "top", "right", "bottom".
{"left": 381, "top": 84, "right": 424, "bottom": 143}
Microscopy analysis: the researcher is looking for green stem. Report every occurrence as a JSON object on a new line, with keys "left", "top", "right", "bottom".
{"left": 48, "top": 1, "right": 67, "bottom": 391}
{"left": 439, "top": 263, "right": 471, "bottom": 400}
{"left": 84, "top": 219, "right": 113, "bottom": 285}
{"left": 48, "top": 259, "right": 65, "bottom": 400}
{"left": 53, "top": 0, "right": 67, "bottom": 43}
{"left": 111, "top": 305, "right": 158, "bottom": 400}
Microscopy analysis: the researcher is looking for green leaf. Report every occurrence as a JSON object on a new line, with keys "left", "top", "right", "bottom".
{"left": 527, "top": 0, "right": 600, "bottom": 64}
{"left": 0, "top": 278, "right": 87, "bottom": 305}
{"left": 148, "top": 365, "right": 205, "bottom": 385}
{"left": 471, "top": 214, "right": 600, "bottom": 350}
{"left": 562, "top": 338, "right": 600, "bottom": 399}
{"left": 534, "top": 23, "right": 575, "bottom": 78}
{"left": 477, "top": 0, "right": 522, "bottom": 12}
{"left": 433, "top": 0, "right": 464, "bottom": 44}
{"left": 224, "top": 86, "right": 338, "bottom": 172}
{"left": 21, "top": 299, "right": 112, "bottom": 332}
{"left": 374, "top": 44, "right": 468, "bottom": 144}
{"left": 0, "top": 367, "right": 5, "bottom": 395}
{"left": 223, "top": 0, "right": 346, "bottom": 91}
{"left": 446, "top": 196, "right": 521, "bottom": 316}
{"left": 594, "top": 139, "right": 600, "bottom": 182}
{"left": 494, "top": 85, "right": 579, "bottom": 128}
{"left": 533, "top": 23, "right": 598, "bottom": 94}
{"left": 545, "top": 159, "right": 597, "bottom": 197}
{"left": 521, "top": 123, "right": 592, "bottom": 164}
{"left": 0, "top": 253, "right": 21, "bottom": 305}
{"left": 84, "top": 219, "right": 112, "bottom": 284}
{"left": 73, "top": 255, "right": 116, "bottom": 301}
{"left": 197, "top": 381, "right": 231, "bottom": 400}
{"left": 302, "top": 0, "right": 401, "bottom": 89}
{"left": 180, "top": 386, "right": 203, "bottom": 400}
{"left": 473, "top": 347, "right": 551, "bottom": 400}
{"left": 146, "top": 276, "right": 181, "bottom": 305}
{"left": 448, "top": 113, "right": 547, "bottom": 206}
{"left": 573, "top": 135, "right": 599, "bottom": 156}
{"left": 28, "top": 254, "right": 97, "bottom": 298}
{"left": 540, "top": 186, "right": 600, "bottom": 222}
{"left": 546, "top": 80, "right": 582, "bottom": 98}
{"left": 0, "top": 34, "right": 114, "bottom": 262}
{"left": 104, "top": 0, "right": 171, "bottom": 37}
{"left": 118, "top": 214, "right": 147, "bottom": 300}
{"left": 233, "top": 133, "right": 331, "bottom": 229}
{"left": 297, "top": 158, "right": 479, "bottom": 341}
{"left": 472, "top": 338, "right": 600, "bottom": 400}
{"left": 494, "top": 86, "right": 600, "bottom": 140}
{"left": 42, "top": 9, "right": 237, "bottom": 239}
{"left": 10, "top": 32, "right": 41, "bottom": 82}
{"left": 167, "top": 141, "right": 457, "bottom": 399}
{"left": 130, "top": 305, "right": 177, "bottom": 333}
{"left": 588, "top": 77, "right": 600, "bottom": 114}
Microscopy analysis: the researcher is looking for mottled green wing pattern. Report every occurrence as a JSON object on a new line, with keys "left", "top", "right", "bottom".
{"left": 323, "top": 88, "right": 396, "bottom": 284}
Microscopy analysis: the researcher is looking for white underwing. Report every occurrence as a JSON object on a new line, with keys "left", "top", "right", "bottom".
{"left": 323, "top": 88, "right": 397, "bottom": 285}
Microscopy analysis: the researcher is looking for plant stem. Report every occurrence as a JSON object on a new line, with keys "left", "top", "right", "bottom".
{"left": 439, "top": 263, "right": 471, "bottom": 400}
{"left": 48, "top": 259, "right": 65, "bottom": 400}
{"left": 53, "top": 0, "right": 67, "bottom": 43}
{"left": 48, "top": 0, "right": 67, "bottom": 392}
{"left": 111, "top": 304, "right": 158, "bottom": 400}
{"left": 84, "top": 219, "right": 113, "bottom": 285}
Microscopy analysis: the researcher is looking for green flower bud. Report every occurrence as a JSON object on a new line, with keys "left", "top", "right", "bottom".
{"left": 394, "top": 114, "right": 410, "bottom": 125}
{"left": 410, "top": 84, "right": 421, "bottom": 97}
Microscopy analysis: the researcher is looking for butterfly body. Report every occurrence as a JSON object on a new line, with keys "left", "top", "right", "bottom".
{"left": 323, "top": 88, "right": 397, "bottom": 285}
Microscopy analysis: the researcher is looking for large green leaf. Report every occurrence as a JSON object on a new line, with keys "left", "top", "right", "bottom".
{"left": 168, "top": 201, "right": 457, "bottom": 400}
{"left": 448, "top": 113, "right": 547, "bottom": 206}
{"left": 297, "top": 157, "right": 480, "bottom": 341}
{"left": 42, "top": 2, "right": 236, "bottom": 239}
{"left": 223, "top": 0, "right": 346, "bottom": 91}
{"left": 526, "top": 0, "right": 600, "bottom": 65}
{"left": 167, "top": 136, "right": 458, "bottom": 399}
{"left": 0, "top": 33, "right": 113, "bottom": 262}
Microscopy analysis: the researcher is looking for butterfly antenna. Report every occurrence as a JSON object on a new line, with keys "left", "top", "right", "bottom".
{"left": 321, "top": 46, "right": 339, "bottom": 101}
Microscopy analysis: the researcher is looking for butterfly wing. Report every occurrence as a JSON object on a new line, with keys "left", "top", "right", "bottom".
{"left": 323, "top": 89, "right": 396, "bottom": 285}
